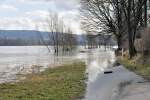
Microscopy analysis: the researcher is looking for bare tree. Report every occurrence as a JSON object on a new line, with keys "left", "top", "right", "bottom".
{"left": 80, "top": 0, "right": 149, "bottom": 58}
{"left": 47, "top": 13, "right": 60, "bottom": 54}
{"left": 80, "top": 0, "right": 124, "bottom": 50}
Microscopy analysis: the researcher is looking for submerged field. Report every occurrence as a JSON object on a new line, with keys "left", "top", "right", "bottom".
{"left": 0, "top": 62, "right": 86, "bottom": 100}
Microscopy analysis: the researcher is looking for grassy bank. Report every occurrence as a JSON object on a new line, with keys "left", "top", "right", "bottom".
{"left": 118, "top": 56, "right": 150, "bottom": 80}
{"left": 0, "top": 62, "right": 86, "bottom": 100}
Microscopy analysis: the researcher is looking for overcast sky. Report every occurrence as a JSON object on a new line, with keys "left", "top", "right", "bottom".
{"left": 0, "top": 0, "right": 82, "bottom": 34}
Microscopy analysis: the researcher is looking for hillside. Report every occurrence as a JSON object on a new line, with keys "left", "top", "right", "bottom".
{"left": 0, "top": 30, "right": 86, "bottom": 46}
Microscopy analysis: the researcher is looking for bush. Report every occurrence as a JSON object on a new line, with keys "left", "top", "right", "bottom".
{"left": 141, "top": 28, "right": 150, "bottom": 52}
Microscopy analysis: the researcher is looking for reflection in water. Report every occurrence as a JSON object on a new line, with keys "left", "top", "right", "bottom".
{"left": 85, "top": 49, "right": 115, "bottom": 83}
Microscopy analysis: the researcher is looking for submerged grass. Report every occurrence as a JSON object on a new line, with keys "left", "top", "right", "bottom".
{"left": 118, "top": 56, "right": 150, "bottom": 80}
{"left": 0, "top": 62, "right": 86, "bottom": 100}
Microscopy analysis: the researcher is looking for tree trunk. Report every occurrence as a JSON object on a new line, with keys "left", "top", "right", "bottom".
{"left": 127, "top": 0, "right": 137, "bottom": 58}
{"left": 144, "top": 0, "right": 147, "bottom": 27}
{"left": 117, "top": 35, "right": 122, "bottom": 51}
{"left": 128, "top": 30, "right": 137, "bottom": 58}
{"left": 128, "top": 43, "right": 137, "bottom": 58}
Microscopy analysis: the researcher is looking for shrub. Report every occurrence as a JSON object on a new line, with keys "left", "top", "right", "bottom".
{"left": 141, "top": 28, "right": 150, "bottom": 52}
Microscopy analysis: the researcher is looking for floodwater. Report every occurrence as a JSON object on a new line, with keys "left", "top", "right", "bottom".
{"left": 0, "top": 46, "right": 143, "bottom": 100}
{"left": 0, "top": 46, "right": 82, "bottom": 83}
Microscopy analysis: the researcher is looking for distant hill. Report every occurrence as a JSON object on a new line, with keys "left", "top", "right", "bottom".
{"left": 0, "top": 30, "right": 87, "bottom": 46}
{"left": 0, "top": 30, "right": 49, "bottom": 39}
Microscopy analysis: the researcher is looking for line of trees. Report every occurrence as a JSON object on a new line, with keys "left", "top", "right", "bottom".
{"left": 80, "top": 0, "right": 150, "bottom": 58}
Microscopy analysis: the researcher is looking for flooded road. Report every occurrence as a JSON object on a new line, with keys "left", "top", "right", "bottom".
{"left": 83, "top": 49, "right": 143, "bottom": 100}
